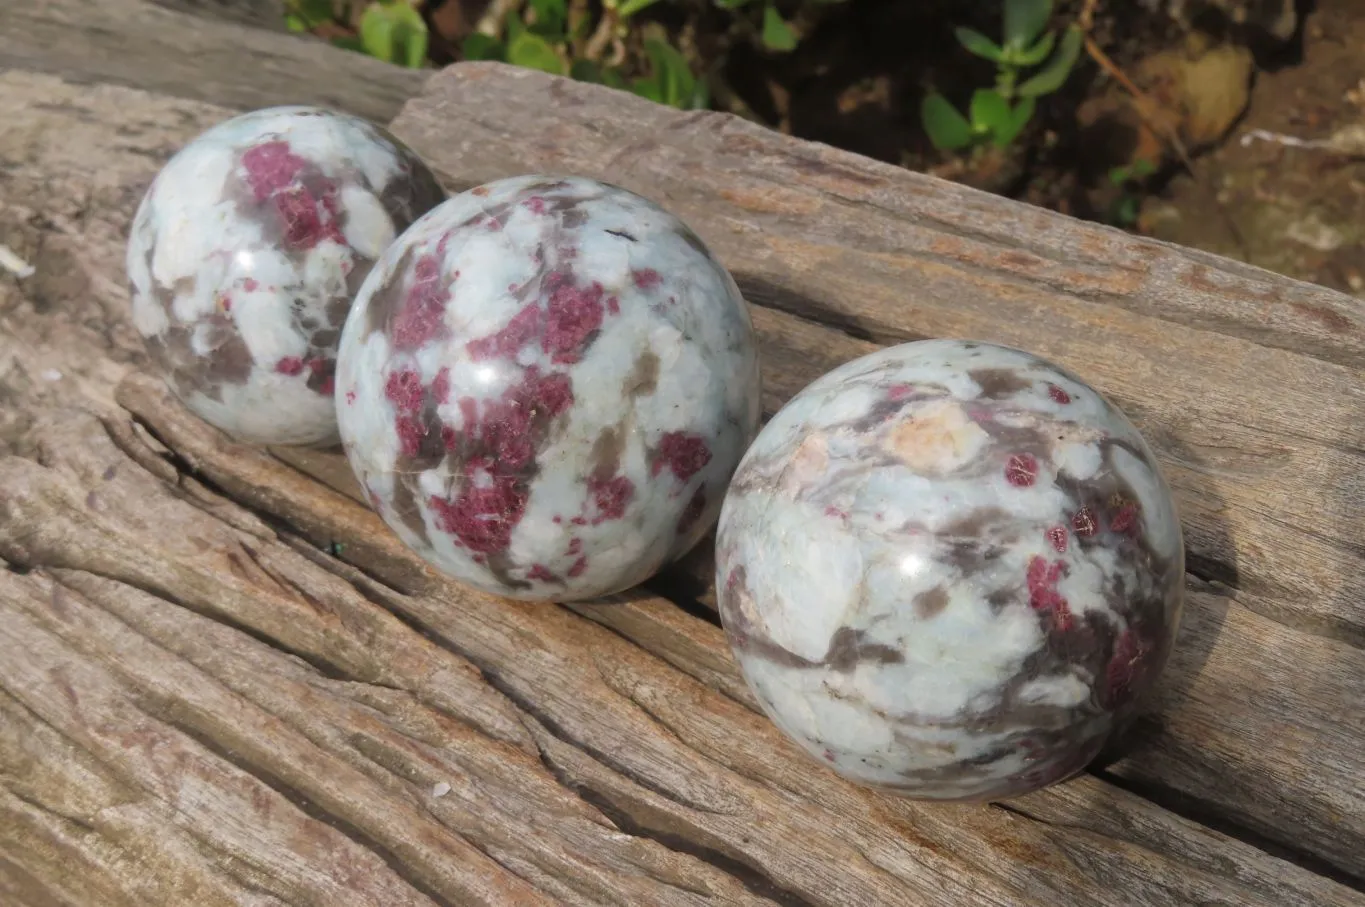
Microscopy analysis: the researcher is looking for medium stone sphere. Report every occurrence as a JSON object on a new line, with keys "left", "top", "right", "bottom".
{"left": 715, "top": 339, "right": 1184, "bottom": 801}
{"left": 126, "top": 106, "right": 446, "bottom": 446}
{"left": 335, "top": 175, "right": 761, "bottom": 601}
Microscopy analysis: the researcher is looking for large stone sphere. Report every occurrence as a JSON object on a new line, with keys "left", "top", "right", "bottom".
{"left": 336, "top": 175, "right": 761, "bottom": 601}
{"left": 715, "top": 339, "right": 1184, "bottom": 801}
{"left": 126, "top": 106, "right": 446, "bottom": 446}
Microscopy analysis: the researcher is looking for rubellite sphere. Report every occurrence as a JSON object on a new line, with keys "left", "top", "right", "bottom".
{"left": 715, "top": 339, "right": 1183, "bottom": 801}
{"left": 335, "top": 175, "right": 761, "bottom": 601}
{"left": 126, "top": 106, "right": 446, "bottom": 446}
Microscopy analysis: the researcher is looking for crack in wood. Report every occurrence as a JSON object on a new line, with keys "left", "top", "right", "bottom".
{"left": 1093, "top": 768, "right": 1365, "bottom": 894}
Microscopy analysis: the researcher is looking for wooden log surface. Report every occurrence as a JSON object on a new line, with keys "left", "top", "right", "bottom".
{"left": 0, "top": 0, "right": 422, "bottom": 122}
{"left": 0, "top": 9, "right": 1362, "bottom": 904}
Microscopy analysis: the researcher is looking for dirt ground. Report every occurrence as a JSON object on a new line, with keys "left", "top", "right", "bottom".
{"left": 712, "top": 0, "right": 1365, "bottom": 299}
{"left": 1144, "top": 0, "right": 1365, "bottom": 298}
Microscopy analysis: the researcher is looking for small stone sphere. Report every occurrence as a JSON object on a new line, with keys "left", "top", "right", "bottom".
{"left": 336, "top": 175, "right": 761, "bottom": 601}
{"left": 715, "top": 339, "right": 1183, "bottom": 801}
{"left": 126, "top": 106, "right": 446, "bottom": 446}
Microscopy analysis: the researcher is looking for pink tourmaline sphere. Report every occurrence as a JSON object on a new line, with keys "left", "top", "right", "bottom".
{"left": 126, "top": 106, "right": 445, "bottom": 445}
{"left": 335, "top": 175, "right": 762, "bottom": 601}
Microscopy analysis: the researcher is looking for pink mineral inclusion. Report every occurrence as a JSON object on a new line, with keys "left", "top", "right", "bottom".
{"left": 543, "top": 275, "right": 606, "bottom": 364}
{"left": 1047, "top": 526, "right": 1068, "bottom": 553}
{"left": 241, "top": 140, "right": 307, "bottom": 200}
{"left": 429, "top": 475, "right": 528, "bottom": 554}
{"left": 428, "top": 367, "right": 575, "bottom": 554}
{"left": 384, "top": 368, "right": 425, "bottom": 412}
{"left": 1109, "top": 502, "right": 1141, "bottom": 536}
{"left": 240, "top": 140, "right": 343, "bottom": 250}
{"left": 391, "top": 254, "right": 451, "bottom": 351}
{"left": 588, "top": 475, "right": 635, "bottom": 524}
{"left": 275, "top": 357, "right": 305, "bottom": 376}
{"left": 467, "top": 304, "right": 541, "bottom": 361}
{"left": 1048, "top": 384, "right": 1072, "bottom": 404}
{"left": 1105, "top": 628, "right": 1150, "bottom": 706}
{"left": 1027, "top": 556, "right": 1073, "bottom": 631}
{"left": 632, "top": 268, "right": 663, "bottom": 290}
{"left": 1071, "top": 507, "right": 1098, "bottom": 537}
{"left": 1005, "top": 453, "right": 1039, "bottom": 488}
{"left": 652, "top": 432, "right": 712, "bottom": 482}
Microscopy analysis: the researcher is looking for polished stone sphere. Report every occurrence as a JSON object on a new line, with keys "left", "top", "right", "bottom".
{"left": 715, "top": 339, "right": 1184, "bottom": 801}
{"left": 336, "top": 175, "right": 761, "bottom": 601}
{"left": 126, "top": 106, "right": 446, "bottom": 446}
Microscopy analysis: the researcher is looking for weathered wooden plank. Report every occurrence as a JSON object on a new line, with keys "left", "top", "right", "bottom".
{"left": 1, "top": 61, "right": 1361, "bottom": 905}
{"left": 3, "top": 402, "right": 1360, "bottom": 907}
{"left": 0, "top": 0, "right": 422, "bottom": 123}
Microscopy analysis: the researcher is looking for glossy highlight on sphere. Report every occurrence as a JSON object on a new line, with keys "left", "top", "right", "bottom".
{"left": 126, "top": 106, "right": 446, "bottom": 446}
{"left": 336, "top": 175, "right": 761, "bottom": 601}
{"left": 715, "top": 340, "right": 1184, "bottom": 801}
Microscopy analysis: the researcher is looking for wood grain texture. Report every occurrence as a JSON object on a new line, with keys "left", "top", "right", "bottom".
{"left": 0, "top": 55, "right": 1362, "bottom": 906}
{"left": 0, "top": 0, "right": 423, "bottom": 122}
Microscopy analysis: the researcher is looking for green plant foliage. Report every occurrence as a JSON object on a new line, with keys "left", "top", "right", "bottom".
{"left": 954, "top": 26, "right": 1004, "bottom": 62}
{"left": 617, "top": 0, "right": 664, "bottom": 17}
{"left": 761, "top": 5, "right": 799, "bottom": 51}
{"left": 1016, "top": 25, "right": 1083, "bottom": 97}
{"left": 921, "top": 93, "right": 973, "bottom": 151}
{"left": 461, "top": 33, "right": 505, "bottom": 61}
{"left": 527, "top": 0, "right": 567, "bottom": 37}
{"left": 1002, "top": 0, "right": 1050, "bottom": 51}
{"left": 632, "top": 38, "right": 699, "bottom": 107}
{"left": 1105, "top": 158, "right": 1157, "bottom": 227}
{"left": 922, "top": 0, "right": 1083, "bottom": 154}
{"left": 285, "top": 0, "right": 333, "bottom": 31}
{"left": 358, "top": 1, "right": 429, "bottom": 69}
{"left": 507, "top": 31, "right": 565, "bottom": 74}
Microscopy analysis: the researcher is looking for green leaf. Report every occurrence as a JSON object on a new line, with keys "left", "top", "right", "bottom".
{"left": 1017, "top": 24, "right": 1082, "bottom": 97}
{"left": 994, "top": 95, "right": 1035, "bottom": 146}
{"left": 953, "top": 26, "right": 1003, "bottom": 62}
{"left": 920, "top": 93, "right": 973, "bottom": 151}
{"left": 358, "top": 2, "right": 428, "bottom": 68}
{"left": 285, "top": 13, "right": 309, "bottom": 31}
{"left": 689, "top": 74, "right": 711, "bottom": 110}
{"left": 644, "top": 38, "right": 694, "bottom": 107}
{"left": 969, "top": 88, "right": 1010, "bottom": 134}
{"left": 761, "top": 4, "right": 798, "bottom": 51}
{"left": 618, "top": 0, "right": 663, "bottom": 18}
{"left": 1009, "top": 28, "right": 1055, "bottom": 67}
{"left": 713, "top": 0, "right": 755, "bottom": 9}
{"left": 602, "top": 67, "right": 628, "bottom": 90}
{"left": 505, "top": 8, "right": 527, "bottom": 39}
{"left": 1002, "top": 0, "right": 1051, "bottom": 50}
{"left": 358, "top": 3, "right": 396, "bottom": 62}
{"left": 395, "top": 12, "right": 429, "bottom": 67}
{"left": 331, "top": 34, "right": 366, "bottom": 51}
{"left": 507, "top": 31, "right": 564, "bottom": 74}
{"left": 631, "top": 77, "right": 664, "bottom": 103}
{"left": 1132, "top": 158, "right": 1158, "bottom": 178}
{"left": 570, "top": 59, "right": 605, "bottom": 83}
{"left": 462, "top": 32, "right": 506, "bottom": 61}
{"left": 528, "top": 0, "right": 566, "bottom": 38}
{"left": 291, "top": 0, "right": 334, "bottom": 26}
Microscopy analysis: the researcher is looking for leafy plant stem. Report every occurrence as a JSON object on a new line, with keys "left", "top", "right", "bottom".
{"left": 584, "top": 4, "right": 618, "bottom": 61}
{"left": 1075, "top": 0, "right": 1248, "bottom": 255}
{"left": 475, "top": 0, "right": 524, "bottom": 38}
